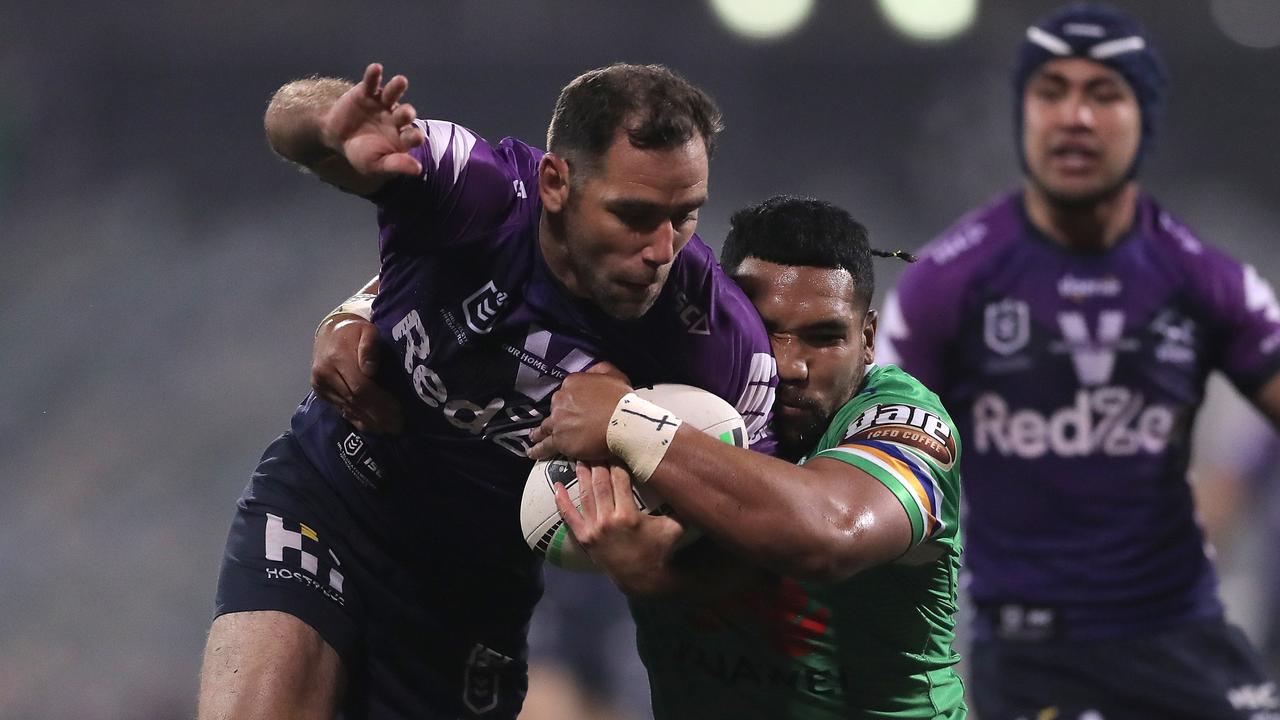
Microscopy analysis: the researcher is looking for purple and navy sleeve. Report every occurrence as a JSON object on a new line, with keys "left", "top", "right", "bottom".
{"left": 1166, "top": 213, "right": 1280, "bottom": 396}
{"left": 370, "top": 119, "right": 539, "bottom": 254}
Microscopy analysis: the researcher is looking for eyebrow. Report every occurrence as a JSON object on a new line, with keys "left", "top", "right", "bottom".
{"left": 764, "top": 318, "right": 852, "bottom": 334}
{"left": 802, "top": 319, "right": 853, "bottom": 333}
{"left": 604, "top": 197, "right": 707, "bottom": 215}
{"left": 1033, "top": 69, "right": 1124, "bottom": 91}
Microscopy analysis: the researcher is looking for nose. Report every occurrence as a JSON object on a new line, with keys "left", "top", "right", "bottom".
{"left": 640, "top": 220, "right": 675, "bottom": 268}
{"left": 774, "top": 336, "right": 807, "bottom": 384}
{"left": 1062, "top": 92, "right": 1095, "bottom": 128}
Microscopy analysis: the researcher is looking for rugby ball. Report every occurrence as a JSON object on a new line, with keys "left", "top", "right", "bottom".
{"left": 521, "top": 383, "right": 749, "bottom": 571}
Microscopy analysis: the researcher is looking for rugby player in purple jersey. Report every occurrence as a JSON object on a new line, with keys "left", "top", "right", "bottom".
{"left": 879, "top": 5, "right": 1280, "bottom": 718}
{"left": 197, "top": 63, "right": 777, "bottom": 720}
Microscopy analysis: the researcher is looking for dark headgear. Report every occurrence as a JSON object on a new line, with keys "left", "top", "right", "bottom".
{"left": 1013, "top": 3, "right": 1168, "bottom": 178}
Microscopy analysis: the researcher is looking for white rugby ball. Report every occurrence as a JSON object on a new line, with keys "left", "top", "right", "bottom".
{"left": 521, "top": 383, "right": 749, "bottom": 571}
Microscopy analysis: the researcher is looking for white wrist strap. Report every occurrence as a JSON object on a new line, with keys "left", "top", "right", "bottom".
{"left": 606, "top": 393, "right": 683, "bottom": 484}
{"left": 316, "top": 293, "right": 375, "bottom": 336}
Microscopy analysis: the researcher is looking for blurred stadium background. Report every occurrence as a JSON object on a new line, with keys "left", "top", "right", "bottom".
{"left": 2, "top": 1, "right": 1277, "bottom": 717}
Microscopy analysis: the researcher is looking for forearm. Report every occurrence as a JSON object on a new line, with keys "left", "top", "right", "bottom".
{"left": 644, "top": 428, "right": 872, "bottom": 581}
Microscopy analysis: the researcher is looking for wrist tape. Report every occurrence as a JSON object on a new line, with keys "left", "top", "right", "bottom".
{"left": 316, "top": 293, "right": 376, "bottom": 336}
{"left": 606, "top": 392, "right": 683, "bottom": 484}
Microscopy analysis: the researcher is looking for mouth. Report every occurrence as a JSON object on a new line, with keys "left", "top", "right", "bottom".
{"left": 1048, "top": 143, "right": 1101, "bottom": 172}
{"left": 774, "top": 395, "right": 815, "bottom": 417}
{"left": 616, "top": 277, "right": 657, "bottom": 295}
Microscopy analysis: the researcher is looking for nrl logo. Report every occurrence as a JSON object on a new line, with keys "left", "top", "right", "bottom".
{"left": 983, "top": 298, "right": 1030, "bottom": 356}
{"left": 464, "top": 281, "right": 509, "bottom": 335}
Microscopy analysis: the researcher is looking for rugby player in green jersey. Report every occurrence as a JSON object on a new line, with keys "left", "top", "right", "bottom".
{"left": 530, "top": 195, "right": 966, "bottom": 719}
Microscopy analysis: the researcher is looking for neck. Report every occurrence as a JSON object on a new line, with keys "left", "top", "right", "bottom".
{"left": 538, "top": 211, "right": 587, "bottom": 298}
{"left": 1023, "top": 181, "right": 1139, "bottom": 251}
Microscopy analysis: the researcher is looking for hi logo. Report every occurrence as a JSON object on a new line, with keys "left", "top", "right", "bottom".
{"left": 1053, "top": 310, "right": 1137, "bottom": 386}
{"left": 264, "top": 514, "right": 344, "bottom": 605}
{"left": 464, "top": 281, "right": 509, "bottom": 335}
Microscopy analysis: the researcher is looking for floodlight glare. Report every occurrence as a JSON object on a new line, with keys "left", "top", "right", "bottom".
{"left": 710, "top": 0, "right": 814, "bottom": 40}
{"left": 875, "top": 0, "right": 978, "bottom": 43}
{"left": 1210, "top": 0, "right": 1280, "bottom": 49}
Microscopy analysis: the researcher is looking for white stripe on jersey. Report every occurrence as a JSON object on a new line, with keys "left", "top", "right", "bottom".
{"left": 736, "top": 352, "right": 776, "bottom": 444}
{"left": 421, "top": 119, "right": 478, "bottom": 184}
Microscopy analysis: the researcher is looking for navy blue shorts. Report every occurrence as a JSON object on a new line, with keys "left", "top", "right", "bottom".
{"left": 214, "top": 434, "right": 531, "bottom": 720}
{"left": 971, "top": 618, "right": 1278, "bottom": 720}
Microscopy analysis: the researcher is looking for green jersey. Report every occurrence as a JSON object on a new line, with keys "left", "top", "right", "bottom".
{"left": 633, "top": 364, "right": 966, "bottom": 719}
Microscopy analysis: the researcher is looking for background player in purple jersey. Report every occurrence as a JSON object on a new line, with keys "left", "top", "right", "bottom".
{"left": 879, "top": 4, "right": 1280, "bottom": 719}
{"left": 198, "top": 63, "right": 777, "bottom": 720}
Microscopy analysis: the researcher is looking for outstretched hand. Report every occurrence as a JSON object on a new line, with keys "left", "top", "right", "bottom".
{"left": 312, "top": 317, "right": 404, "bottom": 434}
{"left": 321, "top": 63, "right": 426, "bottom": 179}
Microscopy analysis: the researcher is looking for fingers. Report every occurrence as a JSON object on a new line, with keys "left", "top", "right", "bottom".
{"left": 590, "top": 464, "right": 615, "bottom": 515}
{"left": 553, "top": 482, "right": 586, "bottom": 538}
{"left": 609, "top": 465, "right": 635, "bottom": 517}
{"left": 350, "top": 381, "right": 404, "bottom": 434}
{"left": 361, "top": 63, "right": 382, "bottom": 97}
{"left": 382, "top": 74, "right": 410, "bottom": 108}
{"left": 576, "top": 462, "right": 596, "bottom": 520}
{"left": 377, "top": 153, "right": 423, "bottom": 177}
{"left": 527, "top": 423, "right": 556, "bottom": 460}
{"left": 392, "top": 103, "right": 423, "bottom": 149}
{"left": 312, "top": 319, "right": 402, "bottom": 433}
{"left": 586, "top": 361, "right": 630, "bottom": 384}
{"left": 355, "top": 324, "right": 381, "bottom": 378}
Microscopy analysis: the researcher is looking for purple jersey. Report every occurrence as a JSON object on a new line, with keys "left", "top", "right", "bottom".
{"left": 880, "top": 192, "right": 1280, "bottom": 639}
{"left": 290, "top": 119, "right": 777, "bottom": 600}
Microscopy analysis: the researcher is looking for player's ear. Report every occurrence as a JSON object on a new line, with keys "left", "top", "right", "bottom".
{"left": 539, "top": 153, "right": 571, "bottom": 213}
{"left": 863, "top": 308, "right": 877, "bottom": 365}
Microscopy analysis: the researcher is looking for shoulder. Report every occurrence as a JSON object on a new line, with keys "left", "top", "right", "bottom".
{"left": 815, "top": 365, "right": 960, "bottom": 545}
{"left": 415, "top": 120, "right": 543, "bottom": 183}
{"left": 895, "top": 192, "right": 1024, "bottom": 305}
{"left": 1137, "top": 195, "right": 1258, "bottom": 311}
{"left": 1140, "top": 196, "right": 1238, "bottom": 274}
{"left": 661, "top": 236, "right": 766, "bottom": 342}
{"left": 832, "top": 367, "right": 957, "bottom": 448}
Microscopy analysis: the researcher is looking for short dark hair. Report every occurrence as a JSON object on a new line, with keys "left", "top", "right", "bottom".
{"left": 720, "top": 196, "right": 876, "bottom": 310}
{"left": 546, "top": 64, "right": 723, "bottom": 178}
